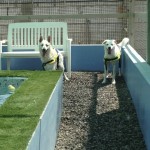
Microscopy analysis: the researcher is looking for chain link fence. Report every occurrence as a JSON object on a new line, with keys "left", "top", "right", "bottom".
{"left": 134, "top": 0, "right": 147, "bottom": 60}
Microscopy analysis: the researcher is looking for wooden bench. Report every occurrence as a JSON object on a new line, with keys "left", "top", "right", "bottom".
{"left": 0, "top": 22, "right": 72, "bottom": 78}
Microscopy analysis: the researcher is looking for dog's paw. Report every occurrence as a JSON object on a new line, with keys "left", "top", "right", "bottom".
{"left": 63, "top": 73, "right": 69, "bottom": 81}
{"left": 106, "top": 73, "right": 111, "bottom": 78}
{"left": 64, "top": 75, "right": 69, "bottom": 81}
{"left": 65, "top": 77, "right": 69, "bottom": 81}
{"left": 112, "top": 80, "right": 116, "bottom": 84}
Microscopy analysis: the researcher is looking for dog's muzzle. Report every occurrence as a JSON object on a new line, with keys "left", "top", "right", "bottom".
{"left": 107, "top": 47, "right": 112, "bottom": 54}
{"left": 42, "top": 49, "right": 47, "bottom": 57}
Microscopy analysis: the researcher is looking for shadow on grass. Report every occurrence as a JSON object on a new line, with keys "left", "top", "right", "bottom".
{"left": 85, "top": 73, "right": 146, "bottom": 150}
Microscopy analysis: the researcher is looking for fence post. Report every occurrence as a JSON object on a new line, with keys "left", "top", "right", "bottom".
{"left": 85, "top": 19, "right": 91, "bottom": 44}
{"left": 128, "top": 0, "right": 135, "bottom": 47}
{"left": 0, "top": 41, "right": 2, "bottom": 70}
{"left": 147, "top": 0, "right": 150, "bottom": 64}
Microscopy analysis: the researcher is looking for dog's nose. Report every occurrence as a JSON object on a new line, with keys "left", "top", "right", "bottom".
{"left": 42, "top": 49, "right": 47, "bottom": 57}
{"left": 42, "top": 48, "right": 46, "bottom": 51}
{"left": 108, "top": 47, "right": 111, "bottom": 54}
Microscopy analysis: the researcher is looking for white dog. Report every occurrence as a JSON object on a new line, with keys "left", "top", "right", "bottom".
{"left": 39, "top": 36, "right": 69, "bottom": 81}
{"left": 102, "top": 38, "right": 129, "bottom": 84}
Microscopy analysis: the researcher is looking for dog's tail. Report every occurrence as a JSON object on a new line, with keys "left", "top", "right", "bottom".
{"left": 0, "top": 39, "right": 7, "bottom": 44}
{"left": 118, "top": 38, "right": 129, "bottom": 47}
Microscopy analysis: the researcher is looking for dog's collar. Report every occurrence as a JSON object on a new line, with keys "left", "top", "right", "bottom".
{"left": 42, "top": 56, "right": 58, "bottom": 70}
{"left": 42, "top": 49, "right": 59, "bottom": 70}
{"left": 104, "top": 56, "right": 119, "bottom": 62}
{"left": 43, "top": 59, "right": 56, "bottom": 65}
{"left": 42, "top": 59, "right": 54, "bottom": 68}
{"left": 45, "top": 48, "right": 59, "bottom": 64}
{"left": 104, "top": 50, "right": 121, "bottom": 62}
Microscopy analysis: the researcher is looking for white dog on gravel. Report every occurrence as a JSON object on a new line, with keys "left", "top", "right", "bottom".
{"left": 39, "top": 36, "right": 69, "bottom": 81}
{"left": 102, "top": 38, "right": 129, "bottom": 84}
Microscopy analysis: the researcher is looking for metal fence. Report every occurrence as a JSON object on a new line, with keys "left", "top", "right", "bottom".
{"left": 134, "top": 0, "right": 147, "bottom": 60}
{"left": 0, "top": 0, "right": 147, "bottom": 59}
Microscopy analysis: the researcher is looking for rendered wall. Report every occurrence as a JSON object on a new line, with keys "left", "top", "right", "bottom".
{"left": 27, "top": 74, "right": 63, "bottom": 150}
{"left": 122, "top": 45, "right": 150, "bottom": 150}
{"left": 71, "top": 45, "right": 104, "bottom": 71}
{"left": 1, "top": 45, "right": 104, "bottom": 71}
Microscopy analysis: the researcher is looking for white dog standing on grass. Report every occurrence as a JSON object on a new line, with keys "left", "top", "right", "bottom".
{"left": 102, "top": 38, "right": 129, "bottom": 84}
{"left": 39, "top": 36, "right": 69, "bottom": 81}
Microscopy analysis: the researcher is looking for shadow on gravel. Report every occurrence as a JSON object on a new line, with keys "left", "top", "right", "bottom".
{"left": 86, "top": 73, "right": 146, "bottom": 150}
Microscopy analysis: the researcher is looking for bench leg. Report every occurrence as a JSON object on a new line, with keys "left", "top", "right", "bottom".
{"left": 0, "top": 56, "right": 1, "bottom": 70}
{"left": 67, "top": 56, "right": 71, "bottom": 78}
{"left": 7, "top": 58, "right": 11, "bottom": 70}
{"left": 67, "top": 39, "right": 72, "bottom": 78}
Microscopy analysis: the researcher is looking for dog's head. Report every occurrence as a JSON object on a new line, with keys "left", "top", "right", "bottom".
{"left": 102, "top": 39, "right": 117, "bottom": 55}
{"left": 39, "top": 36, "right": 51, "bottom": 57}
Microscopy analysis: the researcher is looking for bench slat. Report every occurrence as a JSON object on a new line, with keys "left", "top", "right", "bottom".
{"left": 1, "top": 51, "right": 40, "bottom": 58}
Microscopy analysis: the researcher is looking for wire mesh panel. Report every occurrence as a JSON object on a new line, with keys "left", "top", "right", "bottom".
{"left": 133, "top": 0, "right": 147, "bottom": 60}
{"left": 0, "top": 0, "right": 147, "bottom": 59}
{"left": 0, "top": 0, "right": 128, "bottom": 43}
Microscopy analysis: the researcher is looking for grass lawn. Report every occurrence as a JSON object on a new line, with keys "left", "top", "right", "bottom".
{"left": 0, "top": 70, "right": 62, "bottom": 150}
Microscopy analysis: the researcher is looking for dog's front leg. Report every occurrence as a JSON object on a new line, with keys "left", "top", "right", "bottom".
{"left": 118, "top": 68, "right": 121, "bottom": 76}
{"left": 58, "top": 55, "right": 69, "bottom": 81}
{"left": 118, "top": 58, "right": 121, "bottom": 76}
{"left": 112, "top": 63, "right": 116, "bottom": 84}
{"left": 58, "top": 64, "right": 69, "bottom": 81}
{"left": 102, "top": 61, "right": 107, "bottom": 84}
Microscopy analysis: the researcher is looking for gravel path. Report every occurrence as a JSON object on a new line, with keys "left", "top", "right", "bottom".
{"left": 55, "top": 72, "right": 146, "bottom": 150}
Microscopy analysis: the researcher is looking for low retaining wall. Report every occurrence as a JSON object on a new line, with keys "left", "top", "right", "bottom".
{"left": 122, "top": 45, "right": 150, "bottom": 150}
{"left": 71, "top": 45, "right": 104, "bottom": 71}
{"left": 26, "top": 74, "right": 63, "bottom": 150}
{"left": 1, "top": 45, "right": 104, "bottom": 71}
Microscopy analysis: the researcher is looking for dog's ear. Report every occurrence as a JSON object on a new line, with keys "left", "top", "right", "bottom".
{"left": 47, "top": 36, "right": 51, "bottom": 43}
{"left": 39, "top": 36, "right": 43, "bottom": 42}
{"left": 112, "top": 40, "right": 117, "bottom": 44}
{"left": 102, "top": 40, "right": 107, "bottom": 44}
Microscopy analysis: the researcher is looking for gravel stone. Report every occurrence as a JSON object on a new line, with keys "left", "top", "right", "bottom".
{"left": 55, "top": 72, "right": 146, "bottom": 150}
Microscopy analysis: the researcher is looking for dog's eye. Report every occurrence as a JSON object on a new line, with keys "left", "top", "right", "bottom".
{"left": 46, "top": 44, "right": 49, "bottom": 47}
{"left": 111, "top": 44, "right": 113, "bottom": 46}
{"left": 41, "top": 44, "right": 43, "bottom": 47}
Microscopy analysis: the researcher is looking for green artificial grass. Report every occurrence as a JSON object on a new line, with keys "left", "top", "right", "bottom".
{"left": 0, "top": 70, "right": 62, "bottom": 150}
